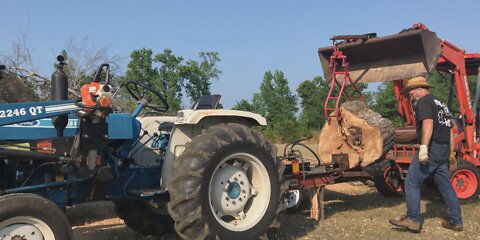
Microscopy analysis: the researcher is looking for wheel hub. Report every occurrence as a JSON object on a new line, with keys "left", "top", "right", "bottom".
{"left": 456, "top": 178, "right": 465, "bottom": 188}
{"left": 208, "top": 152, "right": 272, "bottom": 232}
{"left": 227, "top": 181, "right": 242, "bottom": 199}
{"left": 211, "top": 164, "right": 252, "bottom": 216}
{"left": 0, "top": 223, "right": 49, "bottom": 240}
{"left": 284, "top": 189, "right": 301, "bottom": 208}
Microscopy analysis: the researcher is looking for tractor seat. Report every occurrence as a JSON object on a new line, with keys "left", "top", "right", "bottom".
{"left": 192, "top": 94, "right": 221, "bottom": 110}
{"left": 394, "top": 126, "right": 418, "bottom": 143}
{"left": 158, "top": 122, "right": 174, "bottom": 132}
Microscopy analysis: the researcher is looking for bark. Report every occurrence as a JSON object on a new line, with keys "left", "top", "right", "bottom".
{"left": 318, "top": 100, "right": 394, "bottom": 168}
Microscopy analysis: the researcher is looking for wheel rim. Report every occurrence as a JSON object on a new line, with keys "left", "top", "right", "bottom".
{"left": 284, "top": 189, "right": 301, "bottom": 209}
{"left": 451, "top": 169, "right": 478, "bottom": 199}
{"left": 384, "top": 167, "right": 403, "bottom": 193}
{"left": 0, "top": 216, "right": 55, "bottom": 240}
{"left": 209, "top": 152, "right": 271, "bottom": 232}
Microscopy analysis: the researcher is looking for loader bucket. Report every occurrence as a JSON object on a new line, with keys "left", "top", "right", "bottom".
{"left": 318, "top": 29, "right": 442, "bottom": 84}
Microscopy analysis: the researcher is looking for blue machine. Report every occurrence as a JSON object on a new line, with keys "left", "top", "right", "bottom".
{"left": 0, "top": 60, "right": 169, "bottom": 215}
{"left": 0, "top": 113, "right": 141, "bottom": 140}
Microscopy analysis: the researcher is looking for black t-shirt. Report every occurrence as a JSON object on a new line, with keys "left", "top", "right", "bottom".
{"left": 414, "top": 94, "right": 452, "bottom": 144}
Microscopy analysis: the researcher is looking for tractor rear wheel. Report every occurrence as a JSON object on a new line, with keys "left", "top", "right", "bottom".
{"left": 0, "top": 193, "right": 73, "bottom": 240}
{"left": 450, "top": 160, "right": 480, "bottom": 203}
{"left": 114, "top": 199, "right": 174, "bottom": 236}
{"left": 167, "top": 123, "right": 285, "bottom": 240}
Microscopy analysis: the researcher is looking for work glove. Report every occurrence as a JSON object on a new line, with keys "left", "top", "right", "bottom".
{"left": 419, "top": 144, "right": 429, "bottom": 164}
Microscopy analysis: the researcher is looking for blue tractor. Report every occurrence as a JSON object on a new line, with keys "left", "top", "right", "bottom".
{"left": 0, "top": 57, "right": 285, "bottom": 240}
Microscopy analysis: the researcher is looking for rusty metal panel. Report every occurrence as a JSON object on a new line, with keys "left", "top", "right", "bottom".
{"left": 319, "top": 29, "right": 442, "bottom": 84}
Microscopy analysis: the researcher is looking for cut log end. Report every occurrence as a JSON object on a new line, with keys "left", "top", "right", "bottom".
{"left": 318, "top": 100, "right": 394, "bottom": 168}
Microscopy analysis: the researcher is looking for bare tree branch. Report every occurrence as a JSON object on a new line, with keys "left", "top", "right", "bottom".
{"left": 62, "top": 38, "right": 122, "bottom": 91}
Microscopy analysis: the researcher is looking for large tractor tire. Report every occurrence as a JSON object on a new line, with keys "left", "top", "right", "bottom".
{"left": 0, "top": 193, "right": 73, "bottom": 240}
{"left": 114, "top": 199, "right": 174, "bottom": 236}
{"left": 373, "top": 163, "right": 404, "bottom": 197}
{"left": 167, "top": 123, "right": 285, "bottom": 240}
{"left": 450, "top": 160, "right": 480, "bottom": 203}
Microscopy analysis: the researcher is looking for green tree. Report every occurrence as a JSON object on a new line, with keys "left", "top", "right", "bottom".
{"left": 0, "top": 72, "right": 38, "bottom": 103}
{"left": 124, "top": 48, "right": 222, "bottom": 115}
{"left": 258, "top": 70, "right": 299, "bottom": 142}
{"left": 297, "top": 76, "right": 327, "bottom": 136}
{"left": 296, "top": 76, "right": 369, "bottom": 136}
{"left": 252, "top": 93, "right": 267, "bottom": 117}
{"left": 427, "top": 71, "right": 477, "bottom": 116}
{"left": 233, "top": 99, "right": 254, "bottom": 112}
{"left": 154, "top": 49, "right": 184, "bottom": 113}
{"left": 370, "top": 81, "right": 403, "bottom": 126}
{"left": 182, "top": 52, "right": 221, "bottom": 104}
{"left": 125, "top": 48, "right": 159, "bottom": 85}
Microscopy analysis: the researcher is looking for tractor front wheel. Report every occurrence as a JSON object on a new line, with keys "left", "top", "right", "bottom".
{"left": 168, "top": 123, "right": 284, "bottom": 240}
{"left": 450, "top": 160, "right": 480, "bottom": 203}
{"left": 0, "top": 193, "right": 73, "bottom": 240}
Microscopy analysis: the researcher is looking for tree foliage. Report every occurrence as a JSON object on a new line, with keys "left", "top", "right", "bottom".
{"left": 259, "top": 71, "right": 299, "bottom": 142}
{"left": 124, "top": 48, "right": 221, "bottom": 114}
{"left": 372, "top": 71, "right": 478, "bottom": 127}
{"left": 370, "top": 81, "right": 403, "bottom": 126}
{"left": 233, "top": 99, "right": 254, "bottom": 112}
{"left": 234, "top": 70, "right": 299, "bottom": 142}
{"left": 296, "top": 76, "right": 369, "bottom": 136}
{"left": 154, "top": 49, "right": 185, "bottom": 113}
{"left": 182, "top": 52, "right": 222, "bottom": 102}
{"left": 0, "top": 72, "right": 38, "bottom": 103}
{"left": 296, "top": 76, "right": 327, "bottom": 136}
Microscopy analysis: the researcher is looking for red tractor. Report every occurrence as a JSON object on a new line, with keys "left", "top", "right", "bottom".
{"left": 318, "top": 23, "right": 480, "bottom": 203}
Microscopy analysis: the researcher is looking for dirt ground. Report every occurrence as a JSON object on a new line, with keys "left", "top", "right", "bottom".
{"left": 68, "top": 182, "right": 480, "bottom": 240}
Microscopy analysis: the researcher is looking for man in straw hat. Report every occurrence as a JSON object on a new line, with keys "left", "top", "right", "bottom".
{"left": 389, "top": 76, "right": 463, "bottom": 233}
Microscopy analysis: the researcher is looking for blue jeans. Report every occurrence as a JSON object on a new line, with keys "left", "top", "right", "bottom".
{"left": 404, "top": 142, "right": 462, "bottom": 225}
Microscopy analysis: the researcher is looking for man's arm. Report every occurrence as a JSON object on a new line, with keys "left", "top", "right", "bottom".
{"left": 419, "top": 119, "right": 433, "bottom": 163}
{"left": 450, "top": 119, "right": 457, "bottom": 152}
{"left": 421, "top": 119, "right": 433, "bottom": 145}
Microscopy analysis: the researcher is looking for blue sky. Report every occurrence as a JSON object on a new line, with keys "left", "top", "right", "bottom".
{"left": 1, "top": 1, "right": 479, "bottom": 108}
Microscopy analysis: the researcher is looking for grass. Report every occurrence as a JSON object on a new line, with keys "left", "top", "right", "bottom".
{"left": 267, "top": 184, "right": 480, "bottom": 240}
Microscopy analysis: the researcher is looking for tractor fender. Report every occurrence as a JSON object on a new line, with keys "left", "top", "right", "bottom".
{"left": 160, "top": 109, "right": 267, "bottom": 189}
{"left": 175, "top": 109, "right": 266, "bottom": 126}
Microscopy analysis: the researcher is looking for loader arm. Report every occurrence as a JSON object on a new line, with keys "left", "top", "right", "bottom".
{"left": 0, "top": 100, "right": 80, "bottom": 127}
{"left": 438, "top": 41, "right": 480, "bottom": 163}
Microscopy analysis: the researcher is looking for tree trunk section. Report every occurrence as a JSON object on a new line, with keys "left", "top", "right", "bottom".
{"left": 318, "top": 100, "right": 394, "bottom": 168}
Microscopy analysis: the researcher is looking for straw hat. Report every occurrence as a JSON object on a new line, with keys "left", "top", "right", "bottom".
{"left": 402, "top": 76, "right": 433, "bottom": 94}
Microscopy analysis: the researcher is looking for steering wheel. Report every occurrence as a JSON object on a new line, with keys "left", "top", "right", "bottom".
{"left": 125, "top": 81, "right": 169, "bottom": 112}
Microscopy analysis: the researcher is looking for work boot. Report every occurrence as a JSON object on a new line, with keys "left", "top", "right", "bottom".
{"left": 389, "top": 215, "right": 421, "bottom": 233}
{"left": 442, "top": 219, "right": 463, "bottom": 231}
